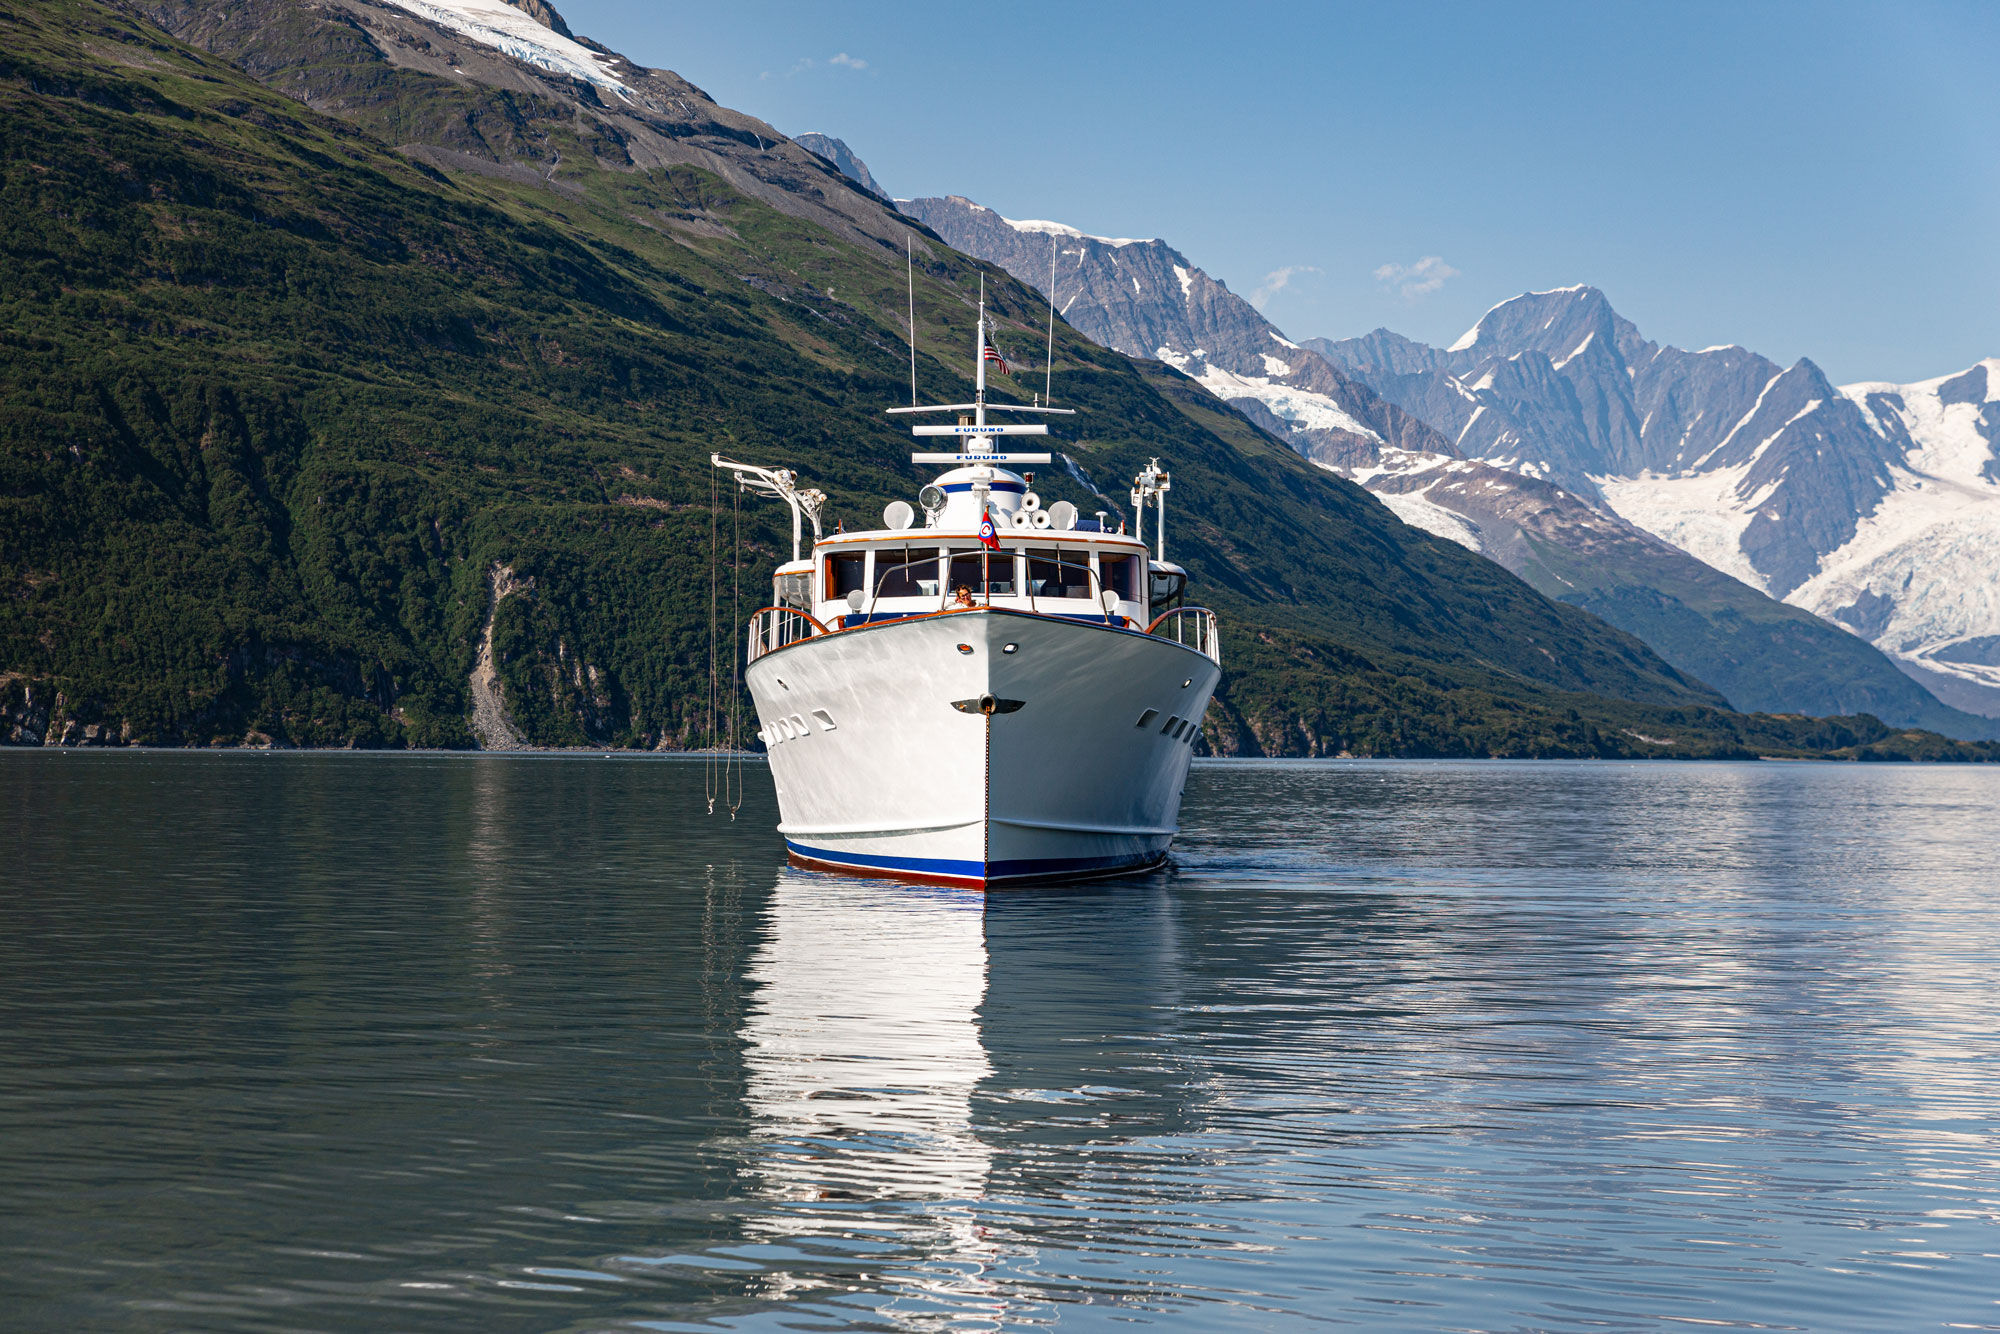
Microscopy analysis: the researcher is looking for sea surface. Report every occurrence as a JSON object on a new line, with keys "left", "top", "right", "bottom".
{"left": 3, "top": 753, "right": 1999, "bottom": 1332}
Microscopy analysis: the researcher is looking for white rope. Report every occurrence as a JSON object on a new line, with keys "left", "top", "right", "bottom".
{"left": 705, "top": 466, "right": 718, "bottom": 814}
{"left": 727, "top": 481, "right": 744, "bottom": 819}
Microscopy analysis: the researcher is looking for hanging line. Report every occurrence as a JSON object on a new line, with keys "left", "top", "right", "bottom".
{"left": 727, "top": 477, "right": 744, "bottom": 819}
{"left": 712, "top": 464, "right": 728, "bottom": 816}
{"left": 906, "top": 235, "right": 919, "bottom": 406}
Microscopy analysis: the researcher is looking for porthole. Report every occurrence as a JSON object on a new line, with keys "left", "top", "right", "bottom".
{"left": 1002, "top": 643, "right": 1019, "bottom": 654}
{"left": 1181, "top": 678, "right": 1192, "bottom": 688}
{"left": 956, "top": 643, "right": 973, "bottom": 655}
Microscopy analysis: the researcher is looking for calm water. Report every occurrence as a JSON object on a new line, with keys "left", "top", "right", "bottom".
{"left": 3, "top": 754, "right": 1999, "bottom": 1332}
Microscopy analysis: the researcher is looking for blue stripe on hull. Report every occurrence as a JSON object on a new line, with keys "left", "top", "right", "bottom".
{"left": 785, "top": 840, "right": 1165, "bottom": 886}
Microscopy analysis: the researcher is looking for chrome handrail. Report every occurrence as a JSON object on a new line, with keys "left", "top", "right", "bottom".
{"left": 1146, "top": 605, "right": 1220, "bottom": 664}
{"left": 745, "top": 605, "right": 828, "bottom": 663}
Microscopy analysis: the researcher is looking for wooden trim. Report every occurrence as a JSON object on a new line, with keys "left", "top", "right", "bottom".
{"left": 749, "top": 605, "right": 830, "bottom": 635}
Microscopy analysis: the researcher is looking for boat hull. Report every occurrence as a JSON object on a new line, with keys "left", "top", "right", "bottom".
{"left": 745, "top": 608, "right": 1220, "bottom": 887}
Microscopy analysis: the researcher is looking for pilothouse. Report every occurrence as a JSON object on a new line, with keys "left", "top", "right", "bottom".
{"left": 714, "top": 287, "right": 1220, "bottom": 887}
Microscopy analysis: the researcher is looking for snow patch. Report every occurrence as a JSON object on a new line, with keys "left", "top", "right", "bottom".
{"left": 1597, "top": 465, "right": 1768, "bottom": 588}
{"left": 1369, "top": 486, "right": 1487, "bottom": 553}
{"left": 1172, "top": 264, "right": 1195, "bottom": 299}
{"left": 1553, "top": 330, "right": 1595, "bottom": 371}
{"left": 1166, "top": 355, "right": 1381, "bottom": 442}
{"left": 1698, "top": 370, "right": 1785, "bottom": 467}
{"left": 1261, "top": 353, "right": 1292, "bottom": 377}
{"left": 999, "top": 215, "right": 1146, "bottom": 247}
{"left": 1454, "top": 404, "right": 1487, "bottom": 446}
{"left": 383, "top": 0, "right": 630, "bottom": 94}
{"left": 1269, "top": 331, "right": 1301, "bottom": 350}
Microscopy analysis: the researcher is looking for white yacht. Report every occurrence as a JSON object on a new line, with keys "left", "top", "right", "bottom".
{"left": 715, "top": 300, "right": 1220, "bottom": 887}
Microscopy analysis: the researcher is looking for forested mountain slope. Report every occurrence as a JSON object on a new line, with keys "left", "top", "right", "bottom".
{"left": 1, "top": 0, "right": 1988, "bottom": 759}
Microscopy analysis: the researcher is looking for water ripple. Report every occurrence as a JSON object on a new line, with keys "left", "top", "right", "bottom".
{"left": 3, "top": 753, "right": 1998, "bottom": 1329}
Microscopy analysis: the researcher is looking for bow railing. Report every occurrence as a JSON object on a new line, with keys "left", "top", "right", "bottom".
{"left": 1146, "top": 606, "right": 1219, "bottom": 664}
{"left": 746, "top": 606, "right": 828, "bottom": 664}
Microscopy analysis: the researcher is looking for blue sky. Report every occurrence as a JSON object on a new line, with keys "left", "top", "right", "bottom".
{"left": 558, "top": 1, "right": 1999, "bottom": 383}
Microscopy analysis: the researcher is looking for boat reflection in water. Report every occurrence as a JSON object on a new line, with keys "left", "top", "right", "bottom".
{"left": 740, "top": 873, "right": 1003, "bottom": 1313}
{"left": 735, "top": 869, "right": 1196, "bottom": 1324}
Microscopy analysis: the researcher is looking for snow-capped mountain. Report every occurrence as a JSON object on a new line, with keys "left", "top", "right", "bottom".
{"left": 1804, "top": 363, "right": 2000, "bottom": 715}
{"left": 1321, "top": 288, "right": 2000, "bottom": 719}
{"left": 892, "top": 200, "right": 1992, "bottom": 732}
{"left": 898, "top": 195, "right": 1447, "bottom": 464}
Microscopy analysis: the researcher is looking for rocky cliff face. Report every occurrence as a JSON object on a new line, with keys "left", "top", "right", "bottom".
{"left": 794, "top": 133, "right": 885, "bottom": 199}
{"left": 898, "top": 194, "right": 1448, "bottom": 465}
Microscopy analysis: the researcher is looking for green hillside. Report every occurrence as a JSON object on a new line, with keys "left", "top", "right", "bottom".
{"left": 1, "top": 0, "right": 1991, "bottom": 761}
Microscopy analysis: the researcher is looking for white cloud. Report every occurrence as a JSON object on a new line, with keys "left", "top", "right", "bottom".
{"left": 1250, "top": 265, "right": 1318, "bottom": 309}
{"left": 781, "top": 52, "right": 869, "bottom": 77}
{"left": 1373, "top": 255, "right": 1460, "bottom": 300}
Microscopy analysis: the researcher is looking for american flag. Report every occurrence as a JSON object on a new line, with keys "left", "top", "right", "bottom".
{"left": 982, "top": 340, "right": 1011, "bottom": 376}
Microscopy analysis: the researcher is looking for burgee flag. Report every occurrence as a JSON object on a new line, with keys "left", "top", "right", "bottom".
{"left": 978, "top": 514, "right": 1000, "bottom": 550}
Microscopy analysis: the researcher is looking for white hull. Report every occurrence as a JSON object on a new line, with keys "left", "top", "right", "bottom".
{"left": 746, "top": 609, "right": 1221, "bottom": 887}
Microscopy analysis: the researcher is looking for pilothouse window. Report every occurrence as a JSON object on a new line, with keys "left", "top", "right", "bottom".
{"left": 873, "top": 547, "right": 939, "bottom": 598}
{"left": 826, "top": 552, "right": 865, "bottom": 599}
{"left": 1099, "top": 553, "right": 1141, "bottom": 603}
{"left": 1026, "top": 548, "right": 1092, "bottom": 599}
{"left": 945, "top": 548, "right": 1015, "bottom": 598}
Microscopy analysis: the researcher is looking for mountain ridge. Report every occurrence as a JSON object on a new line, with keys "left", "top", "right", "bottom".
{"left": 899, "top": 194, "right": 1451, "bottom": 466}
{"left": 3, "top": 0, "right": 1989, "bottom": 760}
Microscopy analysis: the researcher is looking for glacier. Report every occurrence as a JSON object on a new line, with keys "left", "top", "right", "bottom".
{"left": 380, "top": 0, "right": 630, "bottom": 95}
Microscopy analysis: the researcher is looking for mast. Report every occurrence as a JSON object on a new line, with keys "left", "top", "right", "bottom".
{"left": 974, "top": 274, "right": 987, "bottom": 429}
{"left": 889, "top": 272, "right": 1070, "bottom": 472}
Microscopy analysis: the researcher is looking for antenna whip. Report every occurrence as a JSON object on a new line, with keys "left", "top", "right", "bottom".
{"left": 1044, "top": 234, "right": 1058, "bottom": 405}
{"left": 906, "top": 235, "right": 918, "bottom": 406}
